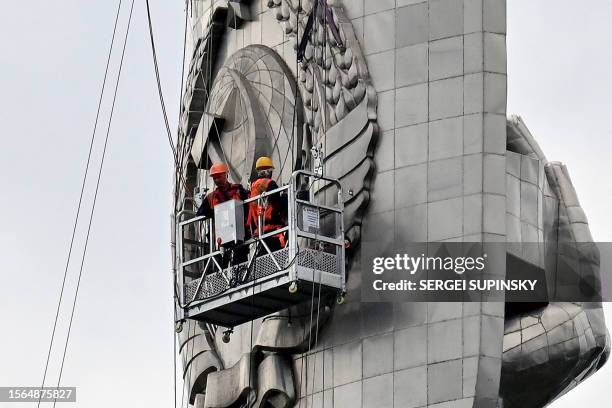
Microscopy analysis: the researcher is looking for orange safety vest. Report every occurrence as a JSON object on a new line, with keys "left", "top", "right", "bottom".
{"left": 247, "top": 178, "right": 286, "bottom": 246}
{"left": 208, "top": 183, "right": 244, "bottom": 208}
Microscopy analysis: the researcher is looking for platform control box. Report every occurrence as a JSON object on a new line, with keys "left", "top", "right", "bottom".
{"left": 214, "top": 199, "right": 245, "bottom": 246}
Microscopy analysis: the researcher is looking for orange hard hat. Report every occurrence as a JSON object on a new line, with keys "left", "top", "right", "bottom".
{"left": 209, "top": 162, "right": 229, "bottom": 176}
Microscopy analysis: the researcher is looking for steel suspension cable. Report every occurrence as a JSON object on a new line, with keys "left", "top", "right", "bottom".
{"left": 175, "top": 0, "right": 189, "bottom": 194}
{"left": 178, "top": 1, "right": 188, "bottom": 123}
{"left": 36, "top": 1, "right": 123, "bottom": 406}
{"left": 51, "top": 2, "right": 136, "bottom": 406}
{"left": 145, "top": 0, "right": 189, "bottom": 193}
{"left": 173, "top": 4, "right": 189, "bottom": 407}
{"left": 180, "top": 321, "right": 198, "bottom": 408}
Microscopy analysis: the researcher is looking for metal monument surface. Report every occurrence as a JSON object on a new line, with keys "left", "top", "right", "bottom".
{"left": 172, "top": 1, "right": 609, "bottom": 407}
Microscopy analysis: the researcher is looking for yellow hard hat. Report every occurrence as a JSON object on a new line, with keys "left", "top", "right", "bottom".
{"left": 255, "top": 156, "right": 274, "bottom": 170}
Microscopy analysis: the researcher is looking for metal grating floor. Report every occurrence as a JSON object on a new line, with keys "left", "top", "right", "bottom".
{"left": 184, "top": 247, "right": 340, "bottom": 302}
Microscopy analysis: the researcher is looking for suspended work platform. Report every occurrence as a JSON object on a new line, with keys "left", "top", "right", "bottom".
{"left": 176, "top": 171, "right": 346, "bottom": 328}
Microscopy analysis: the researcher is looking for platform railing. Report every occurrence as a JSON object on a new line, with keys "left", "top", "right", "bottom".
{"left": 176, "top": 170, "right": 346, "bottom": 314}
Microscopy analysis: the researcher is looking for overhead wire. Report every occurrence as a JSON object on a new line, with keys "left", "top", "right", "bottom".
{"left": 36, "top": 1, "right": 124, "bottom": 406}
{"left": 52, "top": 1, "right": 136, "bottom": 406}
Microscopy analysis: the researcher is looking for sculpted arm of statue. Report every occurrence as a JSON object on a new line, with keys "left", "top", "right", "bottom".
{"left": 500, "top": 116, "right": 610, "bottom": 408}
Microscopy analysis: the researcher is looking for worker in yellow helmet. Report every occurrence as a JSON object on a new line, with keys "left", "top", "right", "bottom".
{"left": 246, "top": 156, "right": 287, "bottom": 251}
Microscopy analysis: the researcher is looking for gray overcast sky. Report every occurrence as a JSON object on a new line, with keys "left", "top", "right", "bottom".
{"left": 0, "top": 1, "right": 610, "bottom": 407}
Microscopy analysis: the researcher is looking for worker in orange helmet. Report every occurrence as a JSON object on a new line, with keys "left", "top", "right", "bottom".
{"left": 196, "top": 162, "right": 248, "bottom": 218}
{"left": 196, "top": 162, "right": 249, "bottom": 266}
{"left": 246, "top": 156, "right": 288, "bottom": 252}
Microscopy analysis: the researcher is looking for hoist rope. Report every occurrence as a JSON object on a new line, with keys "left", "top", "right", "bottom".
{"left": 317, "top": 6, "right": 329, "bottom": 394}
{"left": 178, "top": 1, "right": 188, "bottom": 126}
{"left": 174, "top": 0, "right": 338, "bottom": 405}
{"left": 173, "top": 0, "right": 190, "bottom": 213}
{"left": 51, "top": 2, "right": 136, "bottom": 406}
{"left": 36, "top": 1, "right": 124, "bottom": 406}
{"left": 302, "top": 4, "right": 330, "bottom": 405}
{"left": 145, "top": 0, "right": 176, "bottom": 158}
{"left": 173, "top": 2, "right": 189, "bottom": 407}
{"left": 319, "top": 8, "right": 328, "bottom": 403}
{"left": 145, "top": 0, "right": 189, "bottom": 193}
{"left": 302, "top": 8, "right": 318, "bottom": 401}
{"left": 248, "top": 274, "right": 255, "bottom": 407}
{"left": 180, "top": 6, "right": 217, "bottom": 406}
{"left": 173, "top": 310, "right": 178, "bottom": 408}
{"left": 180, "top": 320, "right": 197, "bottom": 408}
